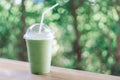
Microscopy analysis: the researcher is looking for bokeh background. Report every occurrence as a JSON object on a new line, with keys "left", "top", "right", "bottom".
{"left": 0, "top": 0, "right": 120, "bottom": 75}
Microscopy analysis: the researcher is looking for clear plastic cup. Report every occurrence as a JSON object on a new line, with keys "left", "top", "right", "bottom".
{"left": 24, "top": 23, "right": 54, "bottom": 74}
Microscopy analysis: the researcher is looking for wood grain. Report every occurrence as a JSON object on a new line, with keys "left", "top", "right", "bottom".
{"left": 0, "top": 58, "right": 120, "bottom": 80}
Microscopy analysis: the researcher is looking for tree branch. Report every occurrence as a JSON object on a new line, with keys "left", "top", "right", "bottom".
{"left": 70, "top": 0, "right": 82, "bottom": 65}
{"left": 18, "top": 0, "right": 27, "bottom": 61}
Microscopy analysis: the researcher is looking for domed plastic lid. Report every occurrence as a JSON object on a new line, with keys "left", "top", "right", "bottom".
{"left": 24, "top": 23, "right": 54, "bottom": 40}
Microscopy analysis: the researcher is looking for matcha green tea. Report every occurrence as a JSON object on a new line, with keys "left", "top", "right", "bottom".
{"left": 24, "top": 24, "right": 54, "bottom": 74}
{"left": 26, "top": 40, "right": 52, "bottom": 74}
{"left": 24, "top": 3, "right": 58, "bottom": 74}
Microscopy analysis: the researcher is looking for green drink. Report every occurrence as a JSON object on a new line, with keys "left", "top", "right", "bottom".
{"left": 24, "top": 24, "right": 54, "bottom": 74}
{"left": 26, "top": 40, "right": 52, "bottom": 74}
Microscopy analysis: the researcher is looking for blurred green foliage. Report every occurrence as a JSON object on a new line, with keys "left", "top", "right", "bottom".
{"left": 0, "top": 0, "right": 120, "bottom": 75}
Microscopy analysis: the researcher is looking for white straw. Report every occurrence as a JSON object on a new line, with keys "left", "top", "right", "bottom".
{"left": 39, "top": 3, "right": 59, "bottom": 33}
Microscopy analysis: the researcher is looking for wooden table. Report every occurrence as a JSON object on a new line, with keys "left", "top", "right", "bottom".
{"left": 0, "top": 58, "right": 120, "bottom": 80}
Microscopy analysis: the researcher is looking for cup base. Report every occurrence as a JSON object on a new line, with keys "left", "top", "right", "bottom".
{"left": 31, "top": 71, "right": 50, "bottom": 75}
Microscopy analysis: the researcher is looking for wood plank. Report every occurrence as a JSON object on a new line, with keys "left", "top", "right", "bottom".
{"left": 0, "top": 58, "right": 120, "bottom": 80}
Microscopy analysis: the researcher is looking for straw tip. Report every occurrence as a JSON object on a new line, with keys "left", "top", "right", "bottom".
{"left": 56, "top": 3, "right": 59, "bottom": 5}
{"left": 57, "top": 0, "right": 69, "bottom": 6}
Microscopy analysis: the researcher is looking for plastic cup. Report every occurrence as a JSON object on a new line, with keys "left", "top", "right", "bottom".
{"left": 24, "top": 23, "right": 54, "bottom": 74}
